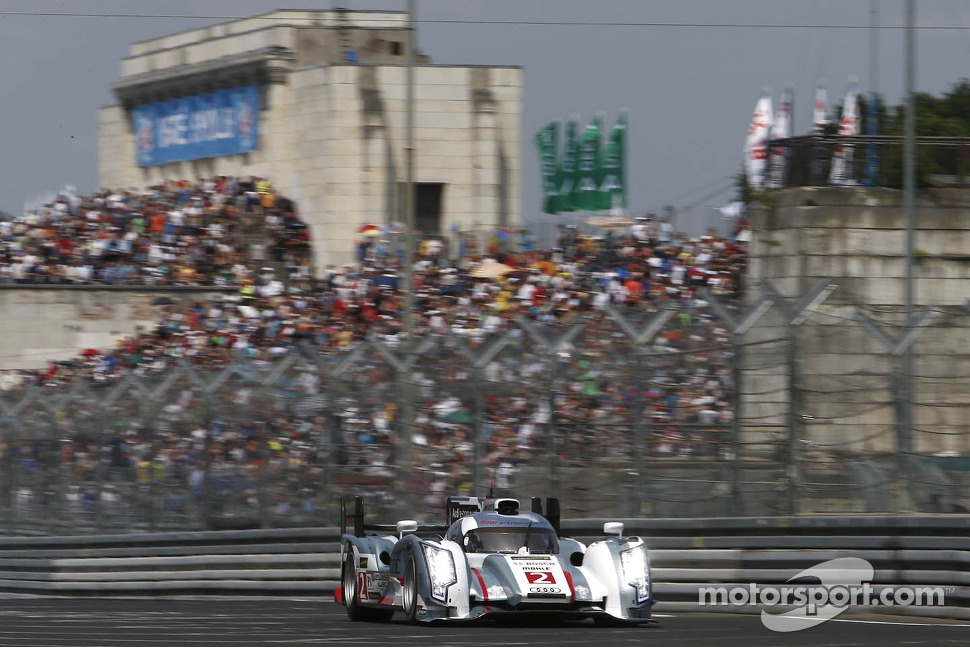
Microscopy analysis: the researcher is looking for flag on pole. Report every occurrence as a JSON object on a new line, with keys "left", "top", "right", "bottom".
{"left": 810, "top": 78, "right": 829, "bottom": 184}
{"left": 812, "top": 78, "right": 828, "bottom": 135}
{"left": 767, "top": 85, "right": 793, "bottom": 189}
{"left": 829, "top": 76, "right": 860, "bottom": 186}
{"left": 597, "top": 111, "right": 627, "bottom": 213}
{"left": 863, "top": 90, "right": 879, "bottom": 186}
{"left": 576, "top": 114, "right": 604, "bottom": 211}
{"left": 743, "top": 90, "right": 773, "bottom": 191}
{"left": 534, "top": 121, "right": 561, "bottom": 214}
{"left": 559, "top": 118, "right": 580, "bottom": 212}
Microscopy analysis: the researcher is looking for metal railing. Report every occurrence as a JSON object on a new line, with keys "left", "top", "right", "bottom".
{"left": 765, "top": 134, "right": 970, "bottom": 189}
{"left": 0, "top": 518, "right": 967, "bottom": 621}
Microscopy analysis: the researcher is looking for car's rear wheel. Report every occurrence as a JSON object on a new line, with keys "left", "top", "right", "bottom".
{"left": 401, "top": 554, "right": 419, "bottom": 624}
{"left": 342, "top": 553, "right": 393, "bottom": 623}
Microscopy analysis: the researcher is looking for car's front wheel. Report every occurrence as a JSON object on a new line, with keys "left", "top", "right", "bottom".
{"left": 401, "top": 554, "right": 419, "bottom": 624}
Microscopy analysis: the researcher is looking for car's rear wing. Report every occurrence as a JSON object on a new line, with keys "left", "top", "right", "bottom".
{"left": 340, "top": 496, "right": 447, "bottom": 538}
{"left": 339, "top": 496, "right": 367, "bottom": 538}
{"left": 340, "top": 494, "right": 562, "bottom": 538}
{"left": 530, "top": 496, "right": 562, "bottom": 537}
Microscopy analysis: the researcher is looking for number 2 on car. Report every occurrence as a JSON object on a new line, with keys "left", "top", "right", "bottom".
{"left": 525, "top": 571, "right": 556, "bottom": 584}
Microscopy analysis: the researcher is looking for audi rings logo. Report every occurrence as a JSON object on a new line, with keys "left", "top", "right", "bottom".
{"left": 529, "top": 586, "right": 561, "bottom": 594}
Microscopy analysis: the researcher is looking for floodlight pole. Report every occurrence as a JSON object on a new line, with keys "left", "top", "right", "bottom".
{"left": 403, "top": 0, "right": 417, "bottom": 339}
{"left": 901, "top": 0, "right": 916, "bottom": 471}
{"left": 397, "top": 0, "right": 417, "bottom": 515}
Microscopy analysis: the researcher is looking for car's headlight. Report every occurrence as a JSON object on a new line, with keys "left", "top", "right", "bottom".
{"left": 620, "top": 546, "right": 651, "bottom": 603}
{"left": 422, "top": 544, "right": 457, "bottom": 602}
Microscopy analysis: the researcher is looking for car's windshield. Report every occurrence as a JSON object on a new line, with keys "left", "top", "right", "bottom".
{"left": 463, "top": 527, "right": 559, "bottom": 554}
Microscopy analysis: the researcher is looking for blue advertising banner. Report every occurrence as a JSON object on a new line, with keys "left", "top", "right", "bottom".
{"left": 132, "top": 85, "right": 260, "bottom": 167}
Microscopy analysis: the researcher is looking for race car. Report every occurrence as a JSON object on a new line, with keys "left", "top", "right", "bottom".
{"left": 334, "top": 494, "right": 655, "bottom": 625}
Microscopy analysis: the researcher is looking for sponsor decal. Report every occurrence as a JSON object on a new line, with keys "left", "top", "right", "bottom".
{"left": 479, "top": 518, "right": 534, "bottom": 526}
{"left": 358, "top": 571, "right": 390, "bottom": 597}
{"left": 448, "top": 503, "right": 481, "bottom": 524}
{"left": 486, "top": 585, "right": 507, "bottom": 600}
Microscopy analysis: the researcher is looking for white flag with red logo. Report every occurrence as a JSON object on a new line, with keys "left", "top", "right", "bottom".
{"left": 812, "top": 79, "right": 828, "bottom": 135}
{"left": 767, "top": 85, "right": 794, "bottom": 189}
{"left": 744, "top": 92, "right": 773, "bottom": 191}
{"left": 829, "top": 77, "right": 860, "bottom": 185}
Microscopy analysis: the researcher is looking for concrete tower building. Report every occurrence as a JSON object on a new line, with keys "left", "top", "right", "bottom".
{"left": 99, "top": 9, "right": 522, "bottom": 268}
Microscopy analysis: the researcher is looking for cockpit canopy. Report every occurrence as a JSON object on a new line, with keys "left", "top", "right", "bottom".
{"left": 462, "top": 526, "right": 559, "bottom": 555}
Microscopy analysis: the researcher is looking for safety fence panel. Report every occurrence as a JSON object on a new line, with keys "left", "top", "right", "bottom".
{"left": 2, "top": 291, "right": 970, "bottom": 534}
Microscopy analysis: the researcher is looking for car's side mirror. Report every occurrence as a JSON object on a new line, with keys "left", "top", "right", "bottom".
{"left": 397, "top": 519, "right": 418, "bottom": 538}
{"left": 603, "top": 522, "right": 624, "bottom": 537}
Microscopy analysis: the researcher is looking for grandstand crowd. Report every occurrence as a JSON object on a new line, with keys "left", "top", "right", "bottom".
{"left": 0, "top": 177, "right": 310, "bottom": 286}
{"left": 0, "top": 176, "right": 750, "bottom": 524}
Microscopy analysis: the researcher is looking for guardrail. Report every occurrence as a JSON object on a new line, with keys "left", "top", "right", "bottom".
{"left": 0, "top": 528, "right": 341, "bottom": 596}
{"left": 1, "top": 516, "right": 967, "bottom": 620}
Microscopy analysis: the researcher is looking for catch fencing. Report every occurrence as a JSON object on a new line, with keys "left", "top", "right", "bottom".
{"left": 1, "top": 282, "right": 970, "bottom": 535}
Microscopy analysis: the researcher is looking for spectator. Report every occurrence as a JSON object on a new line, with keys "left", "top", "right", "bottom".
{"left": 0, "top": 177, "right": 749, "bottom": 523}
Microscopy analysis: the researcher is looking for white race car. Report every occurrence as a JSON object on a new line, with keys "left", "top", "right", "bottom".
{"left": 334, "top": 495, "right": 655, "bottom": 625}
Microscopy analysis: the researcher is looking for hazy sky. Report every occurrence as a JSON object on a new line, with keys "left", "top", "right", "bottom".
{"left": 2, "top": 0, "right": 970, "bottom": 235}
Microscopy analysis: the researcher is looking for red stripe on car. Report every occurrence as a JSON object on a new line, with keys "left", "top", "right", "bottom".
{"left": 563, "top": 570, "right": 576, "bottom": 600}
{"left": 471, "top": 567, "right": 489, "bottom": 601}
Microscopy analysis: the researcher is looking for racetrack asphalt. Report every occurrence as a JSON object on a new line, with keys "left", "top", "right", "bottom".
{"left": 0, "top": 598, "right": 966, "bottom": 646}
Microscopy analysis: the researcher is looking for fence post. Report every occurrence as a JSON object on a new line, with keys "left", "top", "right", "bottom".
{"left": 602, "top": 304, "right": 676, "bottom": 514}
{"left": 200, "top": 388, "right": 214, "bottom": 531}
{"left": 961, "top": 140, "right": 968, "bottom": 187}
{"left": 703, "top": 289, "right": 774, "bottom": 515}
{"left": 94, "top": 405, "right": 108, "bottom": 533}
{"left": 472, "top": 366, "right": 486, "bottom": 492}
{"left": 258, "top": 416, "right": 271, "bottom": 530}
{"left": 52, "top": 403, "right": 71, "bottom": 534}
{"left": 315, "top": 340, "right": 370, "bottom": 523}
{"left": 761, "top": 279, "right": 838, "bottom": 515}
{"left": 514, "top": 316, "right": 589, "bottom": 499}
{"left": 856, "top": 306, "right": 938, "bottom": 513}
{"left": 322, "top": 410, "right": 339, "bottom": 524}
{"left": 548, "top": 353, "right": 565, "bottom": 499}
{"left": 632, "top": 350, "right": 646, "bottom": 513}
{"left": 453, "top": 333, "right": 513, "bottom": 494}
{"left": 1, "top": 420, "right": 12, "bottom": 533}
{"left": 369, "top": 334, "right": 438, "bottom": 517}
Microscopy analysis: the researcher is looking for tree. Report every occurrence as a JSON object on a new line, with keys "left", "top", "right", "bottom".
{"left": 872, "top": 79, "right": 970, "bottom": 187}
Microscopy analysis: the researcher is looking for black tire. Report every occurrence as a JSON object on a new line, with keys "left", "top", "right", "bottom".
{"left": 401, "top": 554, "right": 419, "bottom": 624}
{"left": 342, "top": 553, "right": 394, "bottom": 623}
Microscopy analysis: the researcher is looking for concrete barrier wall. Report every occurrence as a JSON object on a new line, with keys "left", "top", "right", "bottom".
{"left": 1, "top": 516, "right": 967, "bottom": 620}
{"left": 0, "top": 286, "right": 232, "bottom": 371}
